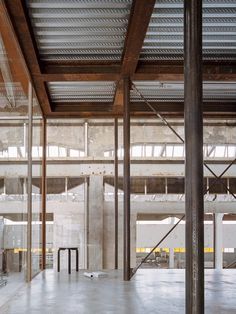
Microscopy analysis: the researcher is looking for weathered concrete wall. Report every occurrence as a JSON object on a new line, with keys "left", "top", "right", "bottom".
{"left": 47, "top": 123, "right": 84, "bottom": 151}
{"left": 1, "top": 162, "right": 236, "bottom": 178}
{"left": 46, "top": 122, "right": 236, "bottom": 153}
{"left": 103, "top": 202, "right": 136, "bottom": 269}
{"left": 53, "top": 204, "right": 85, "bottom": 271}
{"left": 136, "top": 223, "right": 236, "bottom": 249}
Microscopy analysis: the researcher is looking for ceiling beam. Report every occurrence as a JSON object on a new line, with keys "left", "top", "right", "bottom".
{"left": 52, "top": 102, "right": 113, "bottom": 112}
{"left": 113, "top": 0, "right": 156, "bottom": 111}
{"left": 47, "top": 111, "right": 236, "bottom": 119}
{"left": 42, "top": 64, "right": 120, "bottom": 75}
{"left": 51, "top": 101, "right": 236, "bottom": 116}
{"left": 39, "top": 64, "right": 236, "bottom": 82}
{"left": 130, "top": 101, "right": 236, "bottom": 113}
{"left": 121, "top": 0, "right": 156, "bottom": 76}
{"left": 0, "top": 1, "right": 29, "bottom": 96}
{"left": 134, "top": 63, "right": 236, "bottom": 81}
{"left": 5, "top": 0, "right": 51, "bottom": 115}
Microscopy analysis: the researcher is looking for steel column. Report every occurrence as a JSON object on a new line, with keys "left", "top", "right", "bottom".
{"left": 123, "top": 77, "right": 131, "bottom": 281}
{"left": 84, "top": 122, "right": 88, "bottom": 157}
{"left": 41, "top": 117, "right": 47, "bottom": 270}
{"left": 84, "top": 177, "right": 88, "bottom": 269}
{"left": 114, "top": 118, "right": 119, "bottom": 269}
{"left": 27, "top": 82, "right": 33, "bottom": 282}
{"left": 184, "top": 0, "right": 204, "bottom": 313}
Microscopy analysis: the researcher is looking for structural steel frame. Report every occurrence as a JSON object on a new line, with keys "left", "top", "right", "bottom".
{"left": 2, "top": 2, "right": 236, "bottom": 312}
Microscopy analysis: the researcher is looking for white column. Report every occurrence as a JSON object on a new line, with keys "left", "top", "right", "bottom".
{"left": 215, "top": 213, "right": 224, "bottom": 270}
{"left": 169, "top": 248, "right": 175, "bottom": 268}
{"left": 169, "top": 217, "right": 175, "bottom": 268}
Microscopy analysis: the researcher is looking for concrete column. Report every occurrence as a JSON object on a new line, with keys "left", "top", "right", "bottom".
{"left": 65, "top": 177, "right": 68, "bottom": 201}
{"left": 215, "top": 213, "right": 224, "bottom": 270}
{"left": 23, "top": 178, "right": 27, "bottom": 195}
{"left": 88, "top": 175, "right": 104, "bottom": 270}
{"left": 169, "top": 248, "right": 175, "bottom": 268}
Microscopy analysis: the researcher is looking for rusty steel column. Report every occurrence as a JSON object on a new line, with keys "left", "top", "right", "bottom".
{"left": 27, "top": 82, "right": 33, "bottom": 282}
{"left": 184, "top": 0, "right": 204, "bottom": 313}
{"left": 123, "top": 77, "right": 131, "bottom": 281}
{"left": 41, "top": 117, "right": 47, "bottom": 270}
{"left": 114, "top": 118, "right": 119, "bottom": 269}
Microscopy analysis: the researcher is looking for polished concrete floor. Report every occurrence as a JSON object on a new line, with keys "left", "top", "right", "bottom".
{"left": 0, "top": 273, "right": 24, "bottom": 309}
{"left": 1, "top": 269, "right": 236, "bottom": 314}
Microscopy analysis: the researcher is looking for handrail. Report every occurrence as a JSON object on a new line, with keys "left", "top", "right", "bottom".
{"left": 131, "top": 215, "right": 185, "bottom": 278}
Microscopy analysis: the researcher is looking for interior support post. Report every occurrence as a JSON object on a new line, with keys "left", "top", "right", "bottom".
{"left": 184, "top": 0, "right": 204, "bottom": 312}
{"left": 114, "top": 118, "right": 118, "bottom": 269}
{"left": 41, "top": 117, "right": 47, "bottom": 270}
{"left": 27, "top": 82, "right": 33, "bottom": 282}
{"left": 214, "top": 213, "right": 224, "bottom": 270}
{"left": 123, "top": 77, "right": 131, "bottom": 281}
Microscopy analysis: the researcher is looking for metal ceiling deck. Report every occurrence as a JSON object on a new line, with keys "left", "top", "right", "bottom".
{"left": 131, "top": 81, "right": 236, "bottom": 102}
{"left": 48, "top": 81, "right": 116, "bottom": 102}
{"left": 26, "top": 0, "right": 132, "bottom": 62}
{"left": 140, "top": 0, "right": 236, "bottom": 61}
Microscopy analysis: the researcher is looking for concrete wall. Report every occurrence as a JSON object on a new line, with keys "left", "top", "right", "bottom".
{"left": 49, "top": 122, "right": 236, "bottom": 151}
{"left": 2, "top": 121, "right": 236, "bottom": 152}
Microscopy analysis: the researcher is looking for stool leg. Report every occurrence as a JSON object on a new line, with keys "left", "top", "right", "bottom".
{"left": 68, "top": 249, "right": 71, "bottom": 274}
{"left": 57, "top": 250, "right": 60, "bottom": 272}
{"left": 76, "top": 249, "right": 79, "bottom": 272}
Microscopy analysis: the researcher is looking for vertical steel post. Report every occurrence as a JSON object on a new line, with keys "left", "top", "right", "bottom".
{"left": 27, "top": 82, "right": 33, "bottom": 282}
{"left": 84, "top": 177, "right": 89, "bottom": 269}
{"left": 41, "top": 117, "right": 47, "bottom": 270}
{"left": 184, "top": 0, "right": 204, "bottom": 312}
{"left": 123, "top": 77, "right": 131, "bottom": 281}
{"left": 84, "top": 122, "right": 88, "bottom": 157}
{"left": 114, "top": 118, "right": 119, "bottom": 269}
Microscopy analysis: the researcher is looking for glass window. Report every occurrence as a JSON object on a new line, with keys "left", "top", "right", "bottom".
{"left": 145, "top": 145, "right": 153, "bottom": 157}
{"left": 132, "top": 145, "right": 142, "bottom": 157}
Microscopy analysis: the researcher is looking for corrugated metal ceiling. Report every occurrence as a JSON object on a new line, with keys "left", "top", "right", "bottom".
{"left": 26, "top": 0, "right": 235, "bottom": 63}
{"left": 131, "top": 81, "right": 236, "bottom": 102}
{"left": 140, "top": 0, "right": 236, "bottom": 61}
{"left": 26, "top": 0, "right": 132, "bottom": 62}
{"left": 48, "top": 81, "right": 116, "bottom": 102}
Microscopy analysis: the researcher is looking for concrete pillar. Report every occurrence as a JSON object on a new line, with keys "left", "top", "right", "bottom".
{"left": 215, "top": 213, "right": 224, "bottom": 270}
{"left": 169, "top": 248, "right": 175, "bottom": 268}
{"left": 169, "top": 217, "right": 175, "bottom": 268}
{"left": 88, "top": 175, "right": 104, "bottom": 270}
